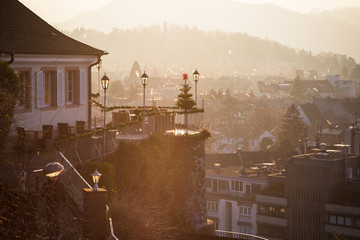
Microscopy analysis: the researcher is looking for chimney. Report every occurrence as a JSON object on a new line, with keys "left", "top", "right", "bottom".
{"left": 320, "top": 143, "right": 327, "bottom": 152}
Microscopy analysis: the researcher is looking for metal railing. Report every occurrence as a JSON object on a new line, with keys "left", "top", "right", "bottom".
{"left": 215, "top": 230, "right": 268, "bottom": 240}
{"left": 108, "top": 217, "right": 119, "bottom": 240}
{"left": 59, "top": 151, "right": 119, "bottom": 239}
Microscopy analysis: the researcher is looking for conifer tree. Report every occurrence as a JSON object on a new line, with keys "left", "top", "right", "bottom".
{"left": 176, "top": 74, "right": 195, "bottom": 128}
{"left": 276, "top": 104, "right": 304, "bottom": 152}
{"left": 176, "top": 84, "right": 195, "bottom": 111}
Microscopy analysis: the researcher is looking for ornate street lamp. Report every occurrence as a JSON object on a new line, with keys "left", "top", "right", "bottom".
{"left": 193, "top": 69, "right": 200, "bottom": 107}
{"left": 101, "top": 73, "right": 110, "bottom": 156}
{"left": 101, "top": 73, "right": 110, "bottom": 90}
{"left": 91, "top": 169, "right": 102, "bottom": 191}
{"left": 141, "top": 71, "right": 149, "bottom": 138}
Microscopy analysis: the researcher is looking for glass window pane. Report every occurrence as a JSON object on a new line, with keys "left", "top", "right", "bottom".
{"left": 260, "top": 205, "right": 266, "bottom": 214}
{"left": 45, "top": 73, "right": 50, "bottom": 105}
{"left": 345, "top": 217, "right": 352, "bottom": 226}
{"left": 329, "top": 215, "right": 336, "bottom": 224}
{"left": 356, "top": 218, "right": 360, "bottom": 228}
{"left": 337, "top": 216, "right": 344, "bottom": 225}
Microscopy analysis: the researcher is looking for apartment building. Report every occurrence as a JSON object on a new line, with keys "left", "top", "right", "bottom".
{"left": 205, "top": 164, "right": 269, "bottom": 235}
{"left": 256, "top": 144, "right": 360, "bottom": 240}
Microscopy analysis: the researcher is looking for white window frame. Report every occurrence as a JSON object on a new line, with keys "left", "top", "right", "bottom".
{"left": 239, "top": 206, "right": 251, "bottom": 216}
{"left": 43, "top": 71, "right": 52, "bottom": 107}
{"left": 66, "top": 71, "right": 75, "bottom": 105}
{"left": 231, "top": 180, "right": 243, "bottom": 192}
{"left": 17, "top": 69, "right": 31, "bottom": 109}
{"left": 207, "top": 201, "right": 218, "bottom": 212}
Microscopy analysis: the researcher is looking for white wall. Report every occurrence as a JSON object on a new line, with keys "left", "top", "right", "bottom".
{"left": 206, "top": 174, "right": 267, "bottom": 235}
{"left": 12, "top": 54, "right": 97, "bottom": 131}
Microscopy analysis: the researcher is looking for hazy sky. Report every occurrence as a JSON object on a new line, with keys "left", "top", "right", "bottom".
{"left": 19, "top": 0, "right": 112, "bottom": 22}
{"left": 236, "top": 0, "right": 360, "bottom": 13}
{"left": 20, "top": 0, "right": 360, "bottom": 23}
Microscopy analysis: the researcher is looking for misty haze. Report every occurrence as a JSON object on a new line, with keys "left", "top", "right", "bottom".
{"left": 2, "top": 0, "right": 360, "bottom": 239}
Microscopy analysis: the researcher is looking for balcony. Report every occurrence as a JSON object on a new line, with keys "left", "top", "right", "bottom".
{"left": 206, "top": 188, "right": 256, "bottom": 201}
{"left": 256, "top": 214, "right": 287, "bottom": 228}
{"left": 325, "top": 224, "right": 360, "bottom": 238}
{"left": 215, "top": 230, "right": 268, "bottom": 240}
{"left": 256, "top": 195, "right": 287, "bottom": 206}
{"left": 325, "top": 203, "right": 360, "bottom": 215}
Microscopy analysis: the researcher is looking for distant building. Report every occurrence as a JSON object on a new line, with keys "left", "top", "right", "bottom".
{"left": 298, "top": 100, "right": 360, "bottom": 148}
{"left": 327, "top": 75, "right": 359, "bottom": 98}
{"left": 298, "top": 103, "right": 326, "bottom": 127}
{"left": 313, "top": 98, "right": 355, "bottom": 125}
{"left": 256, "top": 172, "right": 287, "bottom": 239}
{"left": 204, "top": 150, "right": 283, "bottom": 235}
{"left": 302, "top": 80, "right": 334, "bottom": 98}
{"left": 206, "top": 164, "right": 268, "bottom": 235}
{"left": 344, "top": 125, "right": 360, "bottom": 155}
{"left": 256, "top": 144, "right": 360, "bottom": 240}
{"left": 247, "top": 130, "right": 276, "bottom": 152}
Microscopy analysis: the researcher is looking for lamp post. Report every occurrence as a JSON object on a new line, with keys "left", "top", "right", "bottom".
{"left": 83, "top": 169, "right": 107, "bottom": 239}
{"left": 141, "top": 71, "right": 149, "bottom": 138}
{"left": 101, "top": 73, "right": 110, "bottom": 156}
{"left": 91, "top": 169, "right": 101, "bottom": 191}
{"left": 193, "top": 69, "right": 200, "bottom": 107}
{"left": 182, "top": 73, "right": 188, "bottom": 130}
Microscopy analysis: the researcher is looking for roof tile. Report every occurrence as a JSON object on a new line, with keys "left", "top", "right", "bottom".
{"left": 0, "top": 0, "right": 107, "bottom": 56}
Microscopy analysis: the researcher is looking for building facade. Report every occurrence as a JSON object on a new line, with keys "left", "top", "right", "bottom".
{"left": 1, "top": 0, "right": 107, "bottom": 133}
{"left": 206, "top": 164, "right": 268, "bottom": 235}
{"left": 256, "top": 145, "right": 360, "bottom": 240}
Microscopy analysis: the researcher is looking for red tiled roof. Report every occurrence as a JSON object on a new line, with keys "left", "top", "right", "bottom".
{"left": 0, "top": 0, "right": 107, "bottom": 56}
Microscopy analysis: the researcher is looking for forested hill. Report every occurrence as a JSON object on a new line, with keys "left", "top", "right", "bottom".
{"left": 58, "top": 0, "right": 360, "bottom": 66}
{"left": 66, "top": 25, "right": 357, "bottom": 77}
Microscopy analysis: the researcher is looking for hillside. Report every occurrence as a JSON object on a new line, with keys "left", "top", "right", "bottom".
{"left": 57, "top": 0, "right": 360, "bottom": 62}
{"left": 66, "top": 25, "right": 357, "bottom": 77}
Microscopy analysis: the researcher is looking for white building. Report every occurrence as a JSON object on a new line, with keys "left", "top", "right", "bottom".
{"left": 1, "top": 0, "right": 107, "bottom": 133}
{"left": 327, "top": 75, "right": 358, "bottom": 98}
{"left": 206, "top": 164, "right": 268, "bottom": 235}
{"left": 248, "top": 131, "right": 276, "bottom": 152}
{"left": 214, "top": 136, "right": 244, "bottom": 154}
